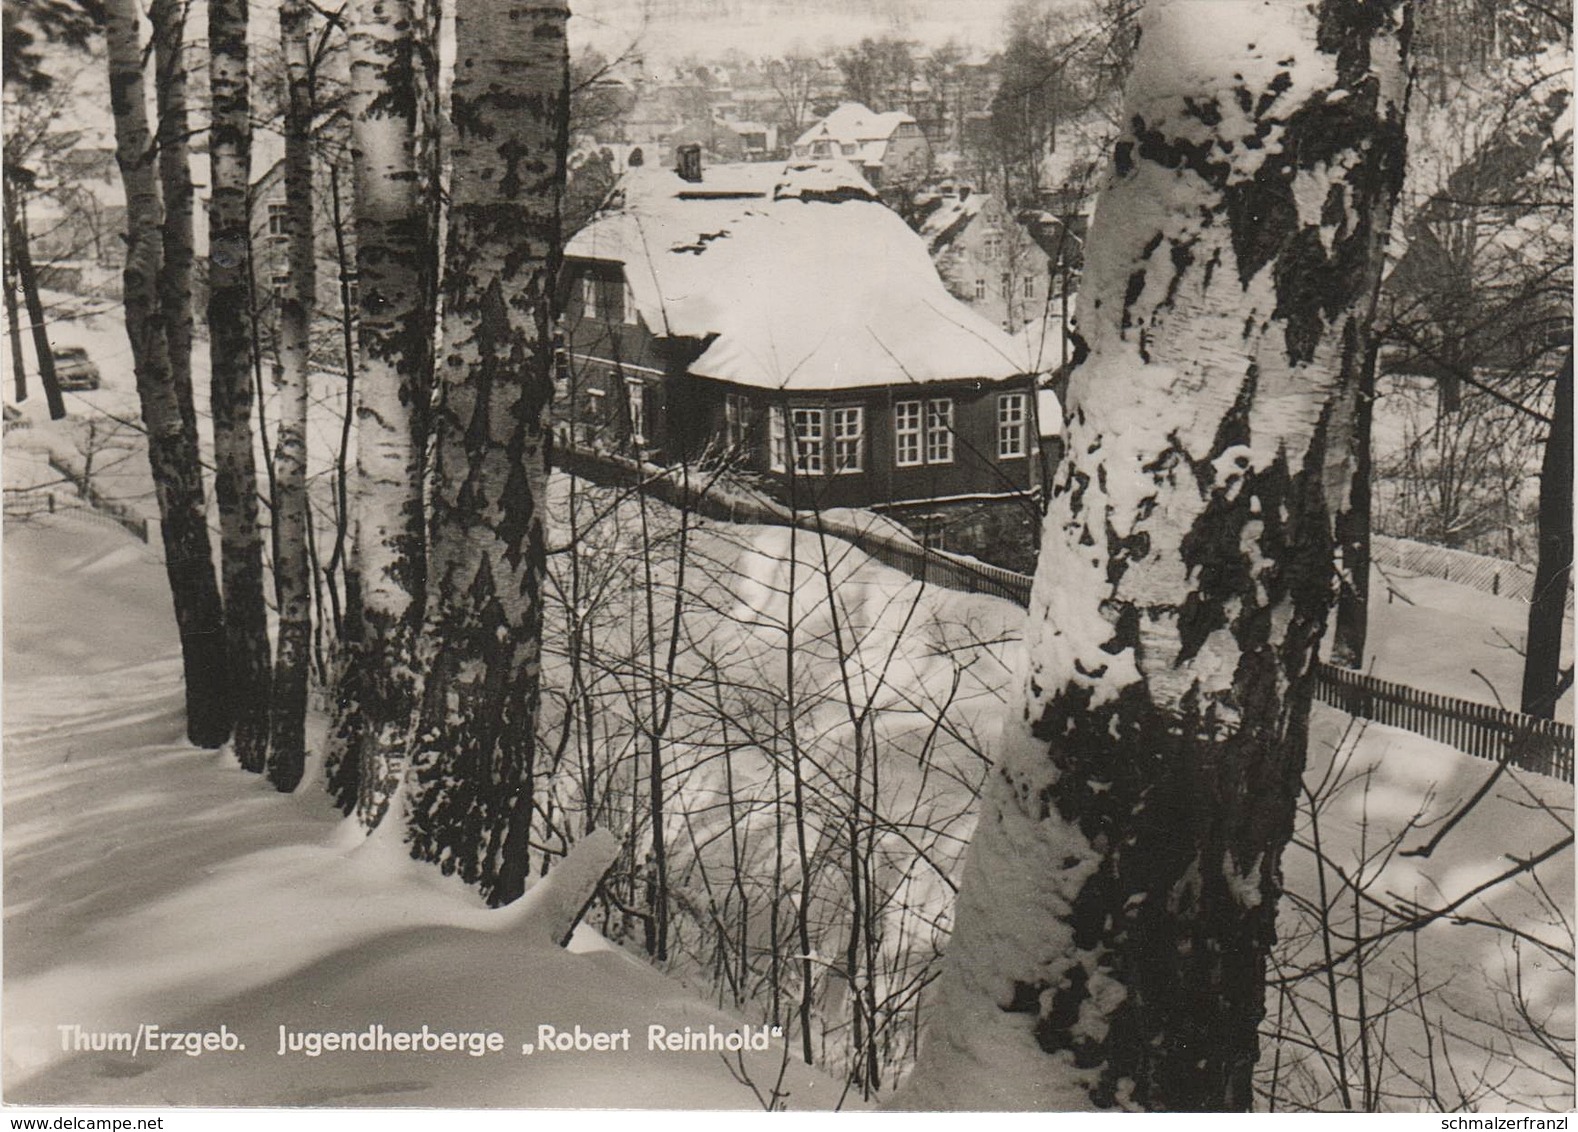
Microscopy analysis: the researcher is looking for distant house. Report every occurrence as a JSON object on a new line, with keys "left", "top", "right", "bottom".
{"left": 791, "top": 103, "right": 932, "bottom": 191}
{"left": 916, "top": 187, "right": 1064, "bottom": 334}
{"left": 559, "top": 158, "right": 1056, "bottom": 512}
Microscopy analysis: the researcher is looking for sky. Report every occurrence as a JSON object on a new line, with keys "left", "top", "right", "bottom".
{"left": 565, "top": 0, "right": 1038, "bottom": 67}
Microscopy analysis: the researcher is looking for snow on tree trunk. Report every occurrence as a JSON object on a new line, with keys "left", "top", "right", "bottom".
{"left": 267, "top": 0, "right": 315, "bottom": 792}
{"left": 1520, "top": 352, "right": 1572, "bottom": 719}
{"left": 106, "top": 0, "right": 231, "bottom": 749}
{"left": 325, "top": 0, "right": 435, "bottom": 823}
{"left": 404, "top": 0, "right": 568, "bottom": 907}
{"left": 209, "top": 0, "right": 272, "bottom": 772}
{"left": 898, "top": 0, "right": 1409, "bottom": 1111}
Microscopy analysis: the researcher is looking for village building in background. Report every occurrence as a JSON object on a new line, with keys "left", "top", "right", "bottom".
{"left": 559, "top": 153, "right": 1060, "bottom": 565}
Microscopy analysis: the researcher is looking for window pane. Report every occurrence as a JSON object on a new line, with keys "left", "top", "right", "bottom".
{"left": 998, "top": 393, "right": 1026, "bottom": 458}
{"left": 626, "top": 379, "right": 646, "bottom": 445}
{"left": 792, "top": 407, "right": 824, "bottom": 475}
{"left": 895, "top": 400, "right": 922, "bottom": 467}
{"left": 926, "top": 399, "right": 953, "bottom": 464}
{"left": 768, "top": 405, "right": 787, "bottom": 472}
{"left": 833, "top": 406, "right": 863, "bottom": 472}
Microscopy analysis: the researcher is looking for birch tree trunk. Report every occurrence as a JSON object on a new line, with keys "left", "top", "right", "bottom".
{"left": 209, "top": 0, "right": 272, "bottom": 772}
{"left": 5, "top": 250, "right": 26, "bottom": 402}
{"left": 900, "top": 0, "right": 1410, "bottom": 1111}
{"left": 105, "top": 0, "right": 231, "bottom": 749}
{"left": 325, "top": 0, "right": 434, "bottom": 823}
{"left": 267, "top": 0, "right": 315, "bottom": 792}
{"left": 1330, "top": 342, "right": 1377, "bottom": 668}
{"left": 151, "top": 0, "right": 197, "bottom": 439}
{"left": 405, "top": 0, "right": 569, "bottom": 907}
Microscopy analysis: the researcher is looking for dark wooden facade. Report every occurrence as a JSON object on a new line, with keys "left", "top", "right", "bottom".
{"left": 558, "top": 258, "right": 1043, "bottom": 509}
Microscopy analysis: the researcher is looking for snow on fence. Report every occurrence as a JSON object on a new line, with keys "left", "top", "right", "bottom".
{"left": 554, "top": 444, "right": 1574, "bottom": 782}
{"left": 1373, "top": 533, "right": 1573, "bottom": 611}
{"left": 41, "top": 454, "right": 153, "bottom": 543}
{"left": 3, "top": 483, "right": 151, "bottom": 544}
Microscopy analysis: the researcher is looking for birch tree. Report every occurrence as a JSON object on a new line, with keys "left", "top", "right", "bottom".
{"left": 404, "top": 0, "right": 569, "bottom": 907}
{"left": 209, "top": 0, "right": 272, "bottom": 772}
{"left": 325, "top": 0, "right": 435, "bottom": 824}
{"left": 105, "top": 0, "right": 230, "bottom": 748}
{"left": 150, "top": 0, "right": 196, "bottom": 439}
{"left": 899, "top": 0, "right": 1410, "bottom": 1110}
{"left": 264, "top": 0, "right": 316, "bottom": 791}
{"left": 1, "top": 173, "right": 64, "bottom": 418}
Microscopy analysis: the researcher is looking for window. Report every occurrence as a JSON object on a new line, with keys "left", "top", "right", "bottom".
{"left": 973, "top": 278, "right": 986, "bottom": 300}
{"left": 267, "top": 201, "right": 288, "bottom": 239}
{"left": 832, "top": 406, "right": 863, "bottom": 473}
{"left": 925, "top": 399, "right": 954, "bottom": 464}
{"left": 622, "top": 278, "right": 638, "bottom": 326}
{"left": 270, "top": 273, "right": 291, "bottom": 301}
{"left": 769, "top": 405, "right": 788, "bottom": 472}
{"left": 997, "top": 392, "right": 1027, "bottom": 458}
{"left": 581, "top": 274, "right": 599, "bottom": 319}
{"left": 896, "top": 398, "right": 954, "bottom": 466}
{"left": 725, "top": 393, "right": 750, "bottom": 450}
{"left": 625, "top": 377, "right": 648, "bottom": 445}
{"left": 791, "top": 407, "right": 825, "bottom": 475}
{"left": 341, "top": 270, "right": 360, "bottom": 311}
{"left": 1023, "top": 275, "right": 1036, "bottom": 300}
{"left": 894, "top": 400, "right": 922, "bottom": 467}
{"left": 1001, "top": 273, "right": 1011, "bottom": 298}
{"left": 984, "top": 232, "right": 1002, "bottom": 258}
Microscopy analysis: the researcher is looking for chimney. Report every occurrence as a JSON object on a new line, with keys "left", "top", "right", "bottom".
{"left": 676, "top": 143, "right": 703, "bottom": 183}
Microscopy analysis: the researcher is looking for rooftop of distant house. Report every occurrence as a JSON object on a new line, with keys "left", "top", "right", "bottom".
{"left": 792, "top": 102, "right": 924, "bottom": 169}
{"left": 565, "top": 159, "right": 1035, "bottom": 392}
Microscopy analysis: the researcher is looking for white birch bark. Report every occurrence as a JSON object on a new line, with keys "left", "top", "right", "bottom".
{"left": 900, "top": 0, "right": 1410, "bottom": 1110}
{"left": 267, "top": 0, "right": 315, "bottom": 791}
{"left": 106, "top": 0, "right": 230, "bottom": 748}
{"left": 325, "top": 0, "right": 435, "bottom": 824}
{"left": 209, "top": 0, "right": 272, "bottom": 771}
{"left": 405, "top": 0, "right": 570, "bottom": 907}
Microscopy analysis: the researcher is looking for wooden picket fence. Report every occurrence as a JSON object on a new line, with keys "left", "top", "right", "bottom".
{"left": 1314, "top": 664, "right": 1574, "bottom": 782}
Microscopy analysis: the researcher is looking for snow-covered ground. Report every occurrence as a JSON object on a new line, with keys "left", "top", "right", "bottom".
{"left": 4, "top": 492, "right": 1570, "bottom": 1109}
{"left": 1, "top": 515, "right": 848, "bottom": 1109}
{"left": 3, "top": 309, "right": 1571, "bottom": 1108}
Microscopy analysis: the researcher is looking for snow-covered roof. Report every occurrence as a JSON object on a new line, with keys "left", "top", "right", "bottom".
{"left": 566, "top": 161, "right": 1032, "bottom": 392}
{"left": 917, "top": 192, "right": 987, "bottom": 252}
{"left": 794, "top": 102, "right": 915, "bottom": 151}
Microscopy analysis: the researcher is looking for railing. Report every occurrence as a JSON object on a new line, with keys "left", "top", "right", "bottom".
{"left": 3, "top": 483, "right": 151, "bottom": 543}
{"left": 1314, "top": 664, "right": 1574, "bottom": 783}
{"left": 554, "top": 443, "right": 1572, "bottom": 782}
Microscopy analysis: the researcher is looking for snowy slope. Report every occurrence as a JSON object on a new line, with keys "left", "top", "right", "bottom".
{"left": 4, "top": 487, "right": 1570, "bottom": 1110}
{"left": 2, "top": 515, "right": 846, "bottom": 1109}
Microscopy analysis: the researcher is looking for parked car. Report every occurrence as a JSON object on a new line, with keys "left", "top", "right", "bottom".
{"left": 52, "top": 346, "right": 100, "bottom": 391}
